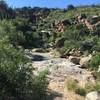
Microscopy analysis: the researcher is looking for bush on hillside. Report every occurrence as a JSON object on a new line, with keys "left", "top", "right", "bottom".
{"left": 80, "top": 40, "right": 94, "bottom": 51}
{"left": 0, "top": 19, "right": 44, "bottom": 48}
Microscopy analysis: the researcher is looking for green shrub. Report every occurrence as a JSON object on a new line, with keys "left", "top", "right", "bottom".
{"left": 64, "top": 40, "right": 80, "bottom": 50}
{"left": 38, "top": 68, "right": 49, "bottom": 79}
{"left": 75, "top": 87, "right": 86, "bottom": 96}
{"left": 94, "top": 83, "right": 100, "bottom": 90}
{"left": 76, "top": 23, "right": 85, "bottom": 30}
{"left": 64, "top": 30, "right": 80, "bottom": 41}
{"left": 58, "top": 39, "right": 80, "bottom": 54}
{"left": 66, "top": 78, "right": 78, "bottom": 91}
{"left": 80, "top": 40, "right": 94, "bottom": 51}
{"left": 84, "top": 82, "right": 100, "bottom": 93}
{"left": 66, "top": 78, "right": 100, "bottom": 97}
{"left": 58, "top": 46, "right": 69, "bottom": 54}
{"left": 89, "top": 53, "right": 100, "bottom": 70}
{"left": 66, "top": 78, "right": 86, "bottom": 96}
{"left": 0, "top": 37, "right": 48, "bottom": 100}
{"left": 84, "top": 82, "right": 96, "bottom": 93}
{"left": 92, "top": 45, "right": 100, "bottom": 51}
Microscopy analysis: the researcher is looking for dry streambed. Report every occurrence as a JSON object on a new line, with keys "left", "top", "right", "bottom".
{"left": 25, "top": 49, "right": 95, "bottom": 100}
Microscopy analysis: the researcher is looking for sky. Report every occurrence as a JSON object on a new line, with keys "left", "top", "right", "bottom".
{"left": 5, "top": 0, "right": 100, "bottom": 8}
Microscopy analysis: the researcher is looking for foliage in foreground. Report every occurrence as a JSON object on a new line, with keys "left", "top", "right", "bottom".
{"left": 0, "top": 37, "right": 48, "bottom": 100}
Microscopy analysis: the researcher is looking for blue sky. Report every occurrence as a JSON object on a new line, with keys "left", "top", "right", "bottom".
{"left": 6, "top": 0, "right": 100, "bottom": 8}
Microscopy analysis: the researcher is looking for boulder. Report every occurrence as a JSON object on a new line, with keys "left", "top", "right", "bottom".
{"left": 69, "top": 48, "right": 82, "bottom": 57}
{"left": 31, "top": 48, "right": 46, "bottom": 53}
{"left": 98, "top": 65, "right": 100, "bottom": 72}
{"left": 69, "top": 56, "right": 80, "bottom": 64}
{"left": 80, "top": 55, "right": 92, "bottom": 68}
{"left": 25, "top": 49, "right": 30, "bottom": 53}
{"left": 85, "top": 90, "right": 100, "bottom": 100}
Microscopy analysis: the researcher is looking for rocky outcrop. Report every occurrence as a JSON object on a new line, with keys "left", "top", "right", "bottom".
{"left": 85, "top": 90, "right": 100, "bottom": 100}
{"left": 15, "top": 7, "right": 51, "bottom": 22}
{"left": 52, "top": 20, "right": 64, "bottom": 32}
{"left": 69, "top": 48, "right": 82, "bottom": 57}
{"left": 79, "top": 55, "right": 92, "bottom": 68}
{"left": 77, "top": 14, "right": 100, "bottom": 31}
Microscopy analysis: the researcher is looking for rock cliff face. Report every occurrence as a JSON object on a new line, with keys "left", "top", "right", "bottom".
{"left": 14, "top": 6, "right": 100, "bottom": 34}
{"left": 15, "top": 7, "right": 51, "bottom": 22}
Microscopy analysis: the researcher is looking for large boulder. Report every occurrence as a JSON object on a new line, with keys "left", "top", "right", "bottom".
{"left": 69, "top": 56, "right": 80, "bottom": 65}
{"left": 79, "top": 55, "right": 92, "bottom": 68}
{"left": 85, "top": 90, "right": 100, "bottom": 100}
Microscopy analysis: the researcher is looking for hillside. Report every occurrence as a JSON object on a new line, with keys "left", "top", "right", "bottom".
{"left": 0, "top": 1, "right": 100, "bottom": 100}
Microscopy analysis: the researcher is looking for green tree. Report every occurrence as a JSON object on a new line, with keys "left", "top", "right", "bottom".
{"left": 0, "top": 37, "right": 47, "bottom": 100}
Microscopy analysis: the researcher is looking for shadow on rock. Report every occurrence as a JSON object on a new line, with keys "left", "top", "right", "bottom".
{"left": 25, "top": 53, "right": 48, "bottom": 61}
{"left": 44, "top": 89, "right": 63, "bottom": 100}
